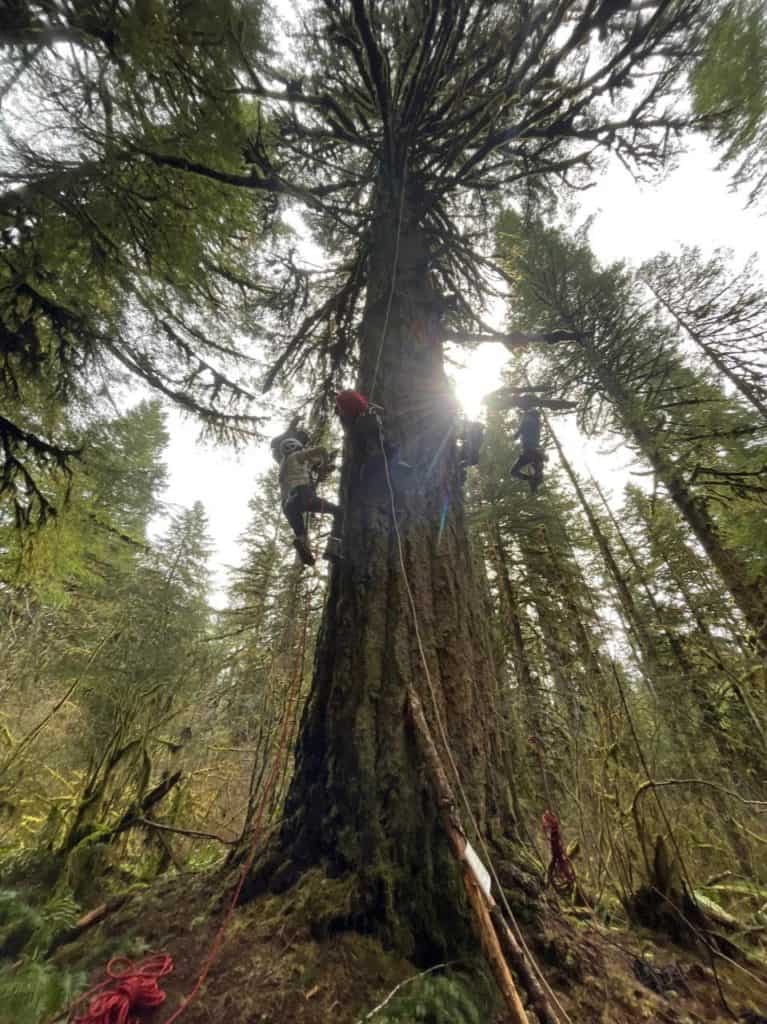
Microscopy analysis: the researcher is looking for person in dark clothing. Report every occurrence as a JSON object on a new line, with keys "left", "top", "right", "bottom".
{"left": 334, "top": 390, "right": 412, "bottom": 480}
{"left": 457, "top": 419, "right": 484, "bottom": 479}
{"left": 510, "top": 401, "right": 545, "bottom": 494}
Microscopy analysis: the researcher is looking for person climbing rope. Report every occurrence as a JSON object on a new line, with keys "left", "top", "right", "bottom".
{"left": 334, "top": 389, "right": 412, "bottom": 480}
{"left": 509, "top": 397, "right": 545, "bottom": 494}
{"left": 279, "top": 438, "right": 340, "bottom": 566}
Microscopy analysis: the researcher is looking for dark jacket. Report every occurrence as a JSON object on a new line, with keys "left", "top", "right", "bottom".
{"left": 517, "top": 409, "right": 541, "bottom": 449}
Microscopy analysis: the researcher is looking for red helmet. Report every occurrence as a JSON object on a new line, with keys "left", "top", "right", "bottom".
{"left": 335, "top": 389, "right": 369, "bottom": 419}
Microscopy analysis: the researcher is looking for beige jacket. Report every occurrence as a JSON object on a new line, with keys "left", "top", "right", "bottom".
{"left": 279, "top": 447, "right": 328, "bottom": 503}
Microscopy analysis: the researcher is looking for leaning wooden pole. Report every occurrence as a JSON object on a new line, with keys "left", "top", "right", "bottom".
{"left": 407, "top": 687, "right": 540, "bottom": 1024}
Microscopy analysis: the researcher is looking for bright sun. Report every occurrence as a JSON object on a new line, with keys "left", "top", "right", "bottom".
{"left": 449, "top": 343, "right": 509, "bottom": 420}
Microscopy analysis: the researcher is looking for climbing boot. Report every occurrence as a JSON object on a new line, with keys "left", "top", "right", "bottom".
{"left": 293, "top": 536, "right": 315, "bottom": 567}
{"left": 322, "top": 536, "right": 343, "bottom": 562}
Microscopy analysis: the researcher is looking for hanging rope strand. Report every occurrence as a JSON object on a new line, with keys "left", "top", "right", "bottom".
{"left": 376, "top": 419, "right": 571, "bottom": 1024}
{"left": 160, "top": 579, "right": 311, "bottom": 1024}
{"left": 369, "top": 161, "right": 408, "bottom": 403}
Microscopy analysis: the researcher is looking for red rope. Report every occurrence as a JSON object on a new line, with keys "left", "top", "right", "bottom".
{"left": 160, "top": 580, "right": 311, "bottom": 1023}
{"left": 69, "top": 954, "right": 173, "bottom": 1024}
{"left": 541, "top": 809, "right": 576, "bottom": 891}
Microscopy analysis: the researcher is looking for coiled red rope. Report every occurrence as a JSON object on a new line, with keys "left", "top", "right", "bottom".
{"left": 541, "top": 809, "right": 577, "bottom": 891}
{"left": 70, "top": 954, "right": 173, "bottom": 1024}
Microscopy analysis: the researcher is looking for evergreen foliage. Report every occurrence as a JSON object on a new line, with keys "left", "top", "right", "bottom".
{"left": 1, "top": 0, "right": 274, "bottom": 519}
{"left": 691, "top": 0, "right": 767, "bottom": 205}
{"left": 0, "top": 889, "right": 84, "bottom": 1024}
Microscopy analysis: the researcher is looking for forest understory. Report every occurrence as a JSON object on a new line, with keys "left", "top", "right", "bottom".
{"left": 21, "top": 865, "right": 767, "bottom": 1024}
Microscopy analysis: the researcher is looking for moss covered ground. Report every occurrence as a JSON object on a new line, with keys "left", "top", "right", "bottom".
{"left": 36, "top": 866, "right": 767, "bottom": 1024}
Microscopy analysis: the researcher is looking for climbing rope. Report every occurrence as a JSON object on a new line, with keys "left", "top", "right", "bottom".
{"left": 69, "top": 954, "right": 174, "bottom": 1024}
{"left": 375, "top": 418, "right": 572, "bottom": 1024}
{"left": 369, "top": 161, "right": 408, "bottom": 404}
{"left": 160, "top": 578, "right": 311, "bottom": 1023}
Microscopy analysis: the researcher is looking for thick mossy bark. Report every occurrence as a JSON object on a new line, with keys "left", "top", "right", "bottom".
{"left": 259, "top": 176, "right": 520, "bottom": 960}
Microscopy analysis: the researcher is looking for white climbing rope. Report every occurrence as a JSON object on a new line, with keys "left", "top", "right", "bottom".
{"left": 369, "top": 161, "right": 408, "bottom": 403}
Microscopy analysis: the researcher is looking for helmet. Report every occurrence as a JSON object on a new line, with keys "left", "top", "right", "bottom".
{"left": 335, "top": 389, "right": 369, "bottom": 420}
{"left": 281, "top": 438, "right": 303, "bottom": 457}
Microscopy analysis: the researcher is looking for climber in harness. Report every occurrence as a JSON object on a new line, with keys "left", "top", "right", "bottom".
{"left": 510, "top": 398, "right": 545, "bottom": 494}
{"left": 279, "top": 438, "right": 340, "bottom": 567}
{"left": 334, "top": 389, "right": 412, "bottom": 483}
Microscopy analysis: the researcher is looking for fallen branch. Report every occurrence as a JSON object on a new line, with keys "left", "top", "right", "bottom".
{"left": 407, "top": 687, "right": 543, "bottom": 1024}
{"left": 628, "top": 778, "right": 767, "bottom": 818}
{"left": 137, "top": 817, "right": 236, "bottom": 846}
{"left": 48, "top": 895, "right": 129, "bottom": 955}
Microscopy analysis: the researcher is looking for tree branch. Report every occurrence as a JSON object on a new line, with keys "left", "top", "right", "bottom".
{"left": 137, "top": 817, "right": 236, "bottom": 845}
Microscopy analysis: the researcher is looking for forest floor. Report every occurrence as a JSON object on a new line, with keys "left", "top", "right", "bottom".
{"left": 51, "top": 869, "right": 767, "bottom": 1024}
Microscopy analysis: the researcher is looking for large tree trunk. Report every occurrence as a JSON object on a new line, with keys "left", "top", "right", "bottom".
{"left": 267, "top": 176, "right": 517, "bottom": 959}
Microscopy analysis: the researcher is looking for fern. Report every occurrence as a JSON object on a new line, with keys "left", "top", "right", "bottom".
{"left": 0, "top": 960, "right": 85, "bottom": 1024}
{"left": 373, "top": 973, "right": 488, "bottom": 1024}
{"left": 0, "top": 888, "right": 79, "bottom": 957}
{"left": 0, "top": 889, "right": 84, "bottom": 1023}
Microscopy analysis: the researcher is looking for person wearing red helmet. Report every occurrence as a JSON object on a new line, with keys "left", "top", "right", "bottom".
{"left": 334, "top": 389, "right": 411, "bottom": 475}
{"left": 334, "top": 389, "right": 371, "bottom": 426}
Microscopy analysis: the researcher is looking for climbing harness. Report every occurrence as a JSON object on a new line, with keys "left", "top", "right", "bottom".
{"left": 278, "top": 442, "right": 340, "bottom": 567}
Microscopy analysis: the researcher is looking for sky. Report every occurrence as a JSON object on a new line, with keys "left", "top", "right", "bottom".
{"left": 153, "top": 136, "right": 765, "bottom": 608}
